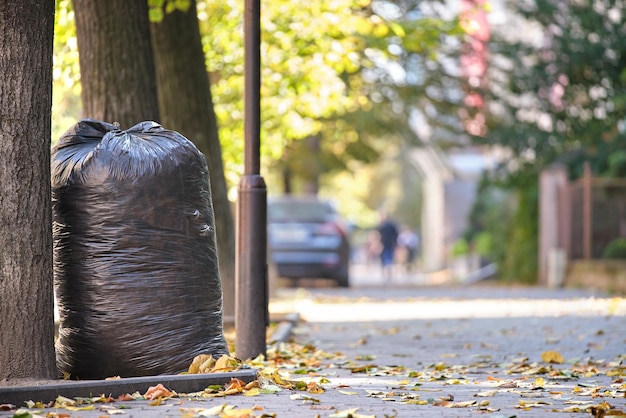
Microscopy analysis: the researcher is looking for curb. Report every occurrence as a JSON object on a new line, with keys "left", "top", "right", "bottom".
{"left": 0, "top": 369, "right": 257, "bottom": 406}
{"left": 268, "top": 312, "right": 300, "bottom": 345}
{"left": 0, "top": 313, "right": 301, "bottom": 407}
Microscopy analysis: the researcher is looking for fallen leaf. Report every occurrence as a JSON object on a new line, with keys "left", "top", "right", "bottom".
{"left": 474, "top": 390, "right": 498, "bottom": 397}
{"left": 223, "top": 378, "right": 246, "bottom": 395}
{"left": 143, "top": 383, "right": 173, "bottom": 400}
{"left": 221, "top": 408, "right": 256, "bottom": 418}
{"left": 12, "top": 409, "right": 45, "bottom": 418}
{"left": 338, "top": 390, "right": 359, "bottom": 395}
{"left": 99, "top": 406, "right": 126, "bottom": 415}
{"left": 329, "top": 407, "right": 375, "bottom": 418}
{"left": 213, "top": 355, "right": 243, "bottom": 372}
{"left": 516, "top": 400, "right": 552, "bottom": 408}
{"left": 116, "top": 393, "right": 135, "bottom": 401}
{"left": 189, "top": 354, "right": 215, "bottom": 374}
{"left": 289, "top": 394, "right": 320, "bottom": 404}
{"left": 64, "top": 404, "right": 96, "bottom": 411}
{"left": 244, "top": 380, "right": 259, "bottom": 391}
{"left": 404, "top": 399, "right": 428, "bottom": 405}
{"left": 310, "top": 405, "right": 336, "bottom": 410}
{"left": 307, "top": 381, "right": 325, "bottom": 394}
{"left": 53, "top": 396, "right": 76, "bottom": 408}
{"left": 541, "top": 351, "right": 564, "bottom": 364}
{"left": 446, "top": 400, "right": 477, "bottom": 408}
{"left": 243, "top": 388, "right": 261, "bottom": 397}
{"left": 194, "top": 403, "right": 235, "bottom": 417}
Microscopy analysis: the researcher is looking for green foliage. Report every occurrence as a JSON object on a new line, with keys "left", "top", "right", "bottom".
{"left": 197, "top": 0, "right": 463, "bottom": 195}
{"left": 465, "top": 177, "right": 510, "bottom": 257}
{"left": 465, "top": 0, "right": 625, "bottom": 283}
{"left": 481, "top": 0, "right": 626, "bottom": 183}
{"left": 602, "top": 238, "right": 626, "bottom": 259}
{"left": 473, "top": 231, "right": 493, "bottom": 258}
{"left": 148, "top": 0, "right": 191, "bottom": 22}
{"left": 464, "top": 175, "right": 538, "bottom": 283}
{"left": 451, "top": 238, "right": 469, "bottom": 257}
{"left": 500, "top": 185, "right": 538, "bottom": 283}
{"left": 52, "top": 0, "right": 464, "bottom": 218}
{"left": 52, "top": 0, "right": 81, "bottom": 143}
{"left": 606, "top": 150, "right": 626, "bottom": 178}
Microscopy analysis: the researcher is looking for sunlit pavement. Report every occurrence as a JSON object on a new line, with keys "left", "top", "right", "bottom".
{"left": 270, "top": 262, "right": 626, "bottom": 322}
{"left": 265, "top": 266, "right": 625, "bottom": 417}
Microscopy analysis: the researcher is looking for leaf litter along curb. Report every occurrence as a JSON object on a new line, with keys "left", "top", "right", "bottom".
{"left": 7, "top": 299, "right": 626, "bottom": 418}
{"left": 7, "top": 338, "right": 626, "bottom": 418}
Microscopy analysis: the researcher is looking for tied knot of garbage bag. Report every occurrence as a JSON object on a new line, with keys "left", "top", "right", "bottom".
{"left": 52, "top": 119, "right": 229, "bottom": 380}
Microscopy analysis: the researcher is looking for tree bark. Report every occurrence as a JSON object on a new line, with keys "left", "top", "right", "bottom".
{"left": 0, "top": 0, "right": 57, "bottom": 379}
{"left": 73, "top": 0, "right": 160, "bottom": 128}
{"left": 150, "top": 1, "right": 236, "bottom": 321}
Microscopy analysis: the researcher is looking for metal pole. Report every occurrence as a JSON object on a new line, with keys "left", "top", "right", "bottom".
{"left": 582, "top": 162, "right": 592, "bottom": 260}
{"left": 235, "top": 0, "right": 268, "bottom": 360}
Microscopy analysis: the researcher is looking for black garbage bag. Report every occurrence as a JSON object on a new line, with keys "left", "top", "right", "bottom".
{"left": 52, "top": 119, "right": 229, "bottom": 379}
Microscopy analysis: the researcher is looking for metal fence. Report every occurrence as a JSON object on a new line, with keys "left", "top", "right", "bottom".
{"left": 562, "top": 165, "right": 626, "bottom": 259}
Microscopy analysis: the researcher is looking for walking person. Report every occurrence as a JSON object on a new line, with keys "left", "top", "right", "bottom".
{"left": 377, "top": 211, "right": 399, "bottom": 281}
{"left": 397, "top": 226, "right": 419, "bottom": 273}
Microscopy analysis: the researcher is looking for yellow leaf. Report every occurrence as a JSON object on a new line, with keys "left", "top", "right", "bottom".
{"left": 329, "top": 408, "right": 375, "bottom": 418}
{"left": 534, "top": 377, "right": 546, "bottom": 387}
{"left": 64, "top": 404, "right": 95, "bottom": 411}
{"left": 149, "top": 397, "right": 163, "bottom": 406}
{"left": 54, "top": 395, "right": 76, "bottom": 408}
{"left": 189, "top": 354, "right": 214, "bottom": 374}
{"left": 541, "top": 351, "right": 564, "bottom": 364}
{"left": 338, "top": 390, "right": 359, "bottom": 395}
{"left": 200, "top": 357, "right": 217, "bottom": 373}
{"left": 404, "top": 399, "right": 428, "bottom": 405}
{"left": 244, "top": 381, "right": 259, "bottom": 391}
{"left": 433, "top": 363, "right": 448, "bottom": 371}
{"left": 196, "top": 403, "right": 234, "bottom": 417}
{"left": 212, "top": 355, "right": 242, "bottom": 372}
{"left": 441, "top": 353, "right": 459, "bottom": 358}
{"left": 243, "top": 388, "right": 261, "bottom": 397}
{"left": 221, "top": 408, "right": 254, "bottom": 418}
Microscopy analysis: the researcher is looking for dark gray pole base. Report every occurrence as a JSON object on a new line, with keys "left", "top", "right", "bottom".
{"left": 235, "top": 174, "right": 268, "bottom": 361}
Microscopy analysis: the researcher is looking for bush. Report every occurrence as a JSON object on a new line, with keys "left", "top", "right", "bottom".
{"left": 602, "top": 238, "right": 626, "bottom": 259}
{"left": 451, "top": 238, "right": 469, "bottom": 257}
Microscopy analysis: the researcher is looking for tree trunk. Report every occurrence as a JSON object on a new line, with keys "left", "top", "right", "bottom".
{"left": 150, "top": 2, "right": 236, "bottom": 322}
{"left": 0, "top": 0, "right": 57, "bottom": 379}
{"left": 73, "top": 0, "right": 160, "bottom": 128}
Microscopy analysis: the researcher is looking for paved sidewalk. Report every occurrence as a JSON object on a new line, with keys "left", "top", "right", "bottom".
{"left": 1, "top": 284, "right": 625, "bottom": 417}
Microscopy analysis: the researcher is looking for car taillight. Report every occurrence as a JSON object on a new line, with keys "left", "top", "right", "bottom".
{"left": 315, "top": 222, "right": 345, "bottom": 237}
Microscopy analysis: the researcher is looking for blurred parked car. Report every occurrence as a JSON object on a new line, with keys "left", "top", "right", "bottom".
{"left": 267, "top": 195, "right": 351, "bottom": 287}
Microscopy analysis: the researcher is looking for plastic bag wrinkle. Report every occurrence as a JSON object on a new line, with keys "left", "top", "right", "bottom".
{"left": 52, "top": 119, "right": 228, "bottom": 380}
